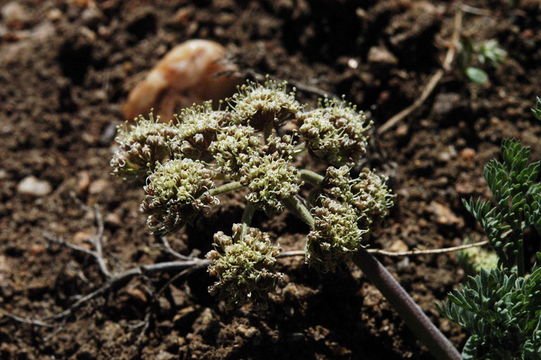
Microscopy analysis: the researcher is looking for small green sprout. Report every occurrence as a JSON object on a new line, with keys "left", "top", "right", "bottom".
{"left": 441, "top": 139, "right": 541, "bottom": 359}
{"left": 532, "top": 97, "right": 541, "bottom": 121}
{"left": 459, "top": 38, "right": 507, "bottom": 84}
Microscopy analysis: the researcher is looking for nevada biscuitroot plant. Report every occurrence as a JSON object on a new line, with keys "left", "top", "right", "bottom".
{"left": 441, "top": 139, "right": 541, "bottom": 360}
{"left": 111, "top": 79, "right": 461, "bottom": 359}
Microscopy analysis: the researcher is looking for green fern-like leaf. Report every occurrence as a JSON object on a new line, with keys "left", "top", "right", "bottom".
{"left": 465, "top": 140, "right": 541, "bottom": 270}
{"left": 441, "top": 268, "right": 541, "bottom": 360}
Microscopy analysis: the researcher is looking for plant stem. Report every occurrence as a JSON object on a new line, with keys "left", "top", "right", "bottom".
{"left": 237, "top": 202, "right": 257, "bottom": 240}
{"left": 282, "top": 196, "right": 315, "bottom": 229}
{"left": 208, "top": 182, "right": 243, "bottom": 196}
{"left": 352, "top": 249, "right": 461, "bottom": 360}
{"left": 299, "top": 169, "right": 324, "bottom": 186}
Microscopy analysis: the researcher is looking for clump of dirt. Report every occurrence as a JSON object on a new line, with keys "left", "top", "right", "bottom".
{"left": 1, "top": 0, "right": 541, "bottom": 359}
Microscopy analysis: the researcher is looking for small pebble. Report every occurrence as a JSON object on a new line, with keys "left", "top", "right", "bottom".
{"left": 429, "top": 201, "right": 462, "bottom": 226}
{"left": 455, "top": 182, "right": 474, "bottom": 195}
{"left": 17, "top": 176, "right": 52, "bottom": 196}
{"left": 395, "top": 124, "right": 408, "bottom": 137}
{"left": 388, "top": 239, "right": 408, "bottom": 253}
{"left": 1, "top": 2, "right": 30, "bottom": 30}
{"left": 73, "top": 231, "right": 92, "bottom": 247}
{"left": 77, "top": 171, "right": 91, "bottom": 194}
{"left": 89, "top": 179, "right": 109, "bottom": 194}
{"left": 28, "top": 244, "right": 45, "bottom": 255}
{"left": 367, "top": 46, "right": 398, "bottom": 65}
{"left": 0, "top": 255, "right": 9, "bottom": 282}
{"left": 105, "top": 213, "right": 122, "bottom": 227}
{"left": 47, "top": 8, "right": 62, "bottom": 21}
{"left": 460, "top": 148, "right": 476, "bottom": 160}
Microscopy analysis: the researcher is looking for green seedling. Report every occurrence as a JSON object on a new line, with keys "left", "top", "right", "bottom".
{"left": 459, "top": 38, "right": 507, "bottom": 84}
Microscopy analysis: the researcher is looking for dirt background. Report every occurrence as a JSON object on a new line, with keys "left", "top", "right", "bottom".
{"left": 1, "top": 0, "right": 541, "bottom": 359}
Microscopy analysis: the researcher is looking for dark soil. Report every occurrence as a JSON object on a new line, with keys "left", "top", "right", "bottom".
{"left": 1, "top": 0, "right": 541, "bottom": 359}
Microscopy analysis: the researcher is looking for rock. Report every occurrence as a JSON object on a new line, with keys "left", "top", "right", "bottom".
{"left": 455, "top": 182, "right": 474, "bottom": 195}
{"left": 88, "top": 179, "right": 109, "bottom": 194}
{"left": 47, "top": 8, "right": 63, "bottom": 21}
{"left": 367, "top": 46, "right": 398, "bottom": 65}
{"left": 73, "top": 231, "right": 92, "bottom": 247}
{"left": 429, "top": 201, "right": 463, "bottom": 226}
{"left": 125, "top": 287, "right": 148, "bottom": 304}
{"left": 28, "top": 244, "right": 45, "bottom": 255}
{"left": 460, "top": 148, "right": 476, "bottom": 160}
{"left": 432, "top": 93, "right": 461, "bottom": 116}
{"left": 77, "top": 171, "right": 91, "bottom": 194}
{"left": 437, "top": 146, "right": 456, "bottom": 162}
{"left": 388, "top": 239, "right": 408, "bottom": 253}
{"left": 1, "top": 2, "right": 30, "bottom": 30}
{"left": 395, "top": 124, "right": 408, "bottom": 137}
{"left": 0, "top": 255, "right": 9, "bottom": 282}
{"left": 17, "top": 176, "right": 52, "bottom": 196}
{"left": 105, "top": 212, "right": 122, "bottom": 228}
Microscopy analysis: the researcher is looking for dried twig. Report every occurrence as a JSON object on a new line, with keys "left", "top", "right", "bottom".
{"left": 368, "top": 240, "right": 488, "bottom": 257}
{"left": 277, "top": 240, "right": 488, "bottom": 259}
{"left": 377, "top": 5, "right": 463, "bottom": 134}
{"left": 160, "top": 236, "right": 191, "bottom": 261}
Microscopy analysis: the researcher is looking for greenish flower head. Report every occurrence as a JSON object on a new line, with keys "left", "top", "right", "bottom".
{"left": 240, "top": 153, "right": 302, "bottom": 214}
{"left": 207, "top": 224, "right": 282, "bottom": 309}
{"left": 307, "top": 198, "right": 367, "bottom": 271}
{"left": 174, "top": 101, "right": 231, "bottom": 160}
{"left": 141, "top": 158, "right": 217, "bottom": 234}
{"left": 351, "top": 168, "right": 394, "bottom": 223}
{"left": 299, "top": 98, "right": 371, "bottom": 166}
{"left": 231, "top": 79, "right": 302, "bottom": 131}
{"left": 209, "top": 125, "right": 261, "bottom": 177}
{"left": 111, "top": 114, "right": 179, "bottom": 180}
{"left": 305, "top": 166, "right": 393, "bottom": 269}
{"left": 322, "top": 166, "right": 393, "bottom": 225}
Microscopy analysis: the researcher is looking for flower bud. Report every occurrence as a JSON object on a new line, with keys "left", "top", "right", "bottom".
{"left": 231, "top": 79, "right": 302, "bottom": 131}
{"left": 299, "top": 98, "right": 371, "bottom": 166}
{"left": 141, "top": 158, "right": 217, "bottom": 234}
{"left": 111, "top": 114, "right": 179, "bottom": 180}
{"left": 207, "top": 225, "right": 282, "bottom": 309}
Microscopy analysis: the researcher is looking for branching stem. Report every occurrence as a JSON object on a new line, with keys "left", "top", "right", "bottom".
{"left": 299, "top": 169, "right": 324, "bottom": 186}
{"left": 237, "top": 202, "right": 257, "bottom": 240}
{"left": 282, "top": 196, "right": 315, "bottom": 229}
{"left": 208, "top": 182, "right": 243, "bottom": 196}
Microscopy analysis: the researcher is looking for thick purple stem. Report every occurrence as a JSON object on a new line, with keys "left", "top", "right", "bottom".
{"left": 353, "top": 248, "right": 461, "bottom": 360}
